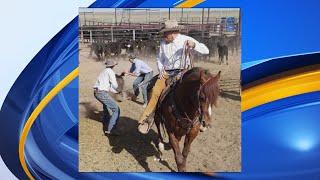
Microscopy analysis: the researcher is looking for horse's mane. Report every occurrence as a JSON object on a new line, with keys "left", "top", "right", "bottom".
{"left": 182, "top": 67, "right": 220, "bottom": 106}
{"left": 201, "top": 71, "right": 220, "bottom": 107}
{"left": 182, "top": 67, "right": 202, "bottom": 81}
{"left": 202, "top": 72, "right": 220, "bottom": 106}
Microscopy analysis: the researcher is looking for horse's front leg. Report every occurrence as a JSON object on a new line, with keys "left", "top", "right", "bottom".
{"left": 168, "top": 133, "right": 184, "bottom": 172}
{"left": 182, "top": 126, "right": 200, "bottom": 171}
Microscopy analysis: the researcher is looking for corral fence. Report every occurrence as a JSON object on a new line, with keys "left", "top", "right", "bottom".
{"left": 79, "top": 8, "right": 240, "bottom": 43}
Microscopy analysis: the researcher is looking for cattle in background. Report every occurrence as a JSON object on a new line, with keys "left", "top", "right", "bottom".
{"left": 104, "top": 42, "right": 121, "bottom": 59}
{"left": 201, "top": 36, "right": 218, "bottom": 62}
{"left": 134, "top": 37, "right": 159, "bottom": 59}
{"left": 134, "top": 39, "right": 145, "bottom": 56}
{"left": 217, "top": 41, "right": 228, "bottom": 65}
{"left": 89, "top": 41, "right": 105, "bottom": 61}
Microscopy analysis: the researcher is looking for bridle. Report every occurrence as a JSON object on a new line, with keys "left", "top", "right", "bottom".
{"left": 172, "top": 73, "right": 215, "bottom": 132}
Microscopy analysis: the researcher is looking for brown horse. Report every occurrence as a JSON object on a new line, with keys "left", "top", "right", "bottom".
{"left": 154, "top": 67, "right": 220, "bottom": 172}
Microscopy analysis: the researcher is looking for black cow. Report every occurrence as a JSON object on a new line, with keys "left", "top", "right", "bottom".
{"left": 89, "top": 42, "right": 105, "bottom": 61}
{"left": 217, "top": 41, "right": 228, "bottom": 65}
{"left": 104, "top": 42, "right": 121, "bottom": 59}
{"left": 140, "top": 39, "right": 159, "bottom": 59}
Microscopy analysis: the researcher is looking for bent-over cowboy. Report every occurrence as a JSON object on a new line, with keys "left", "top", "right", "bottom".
{"left": 124, "top": 54, "right": 153, "bottom": 107}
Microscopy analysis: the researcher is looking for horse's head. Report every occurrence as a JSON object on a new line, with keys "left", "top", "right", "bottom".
{"left": 198, "top": 70, "right": 221, "bottom": 128}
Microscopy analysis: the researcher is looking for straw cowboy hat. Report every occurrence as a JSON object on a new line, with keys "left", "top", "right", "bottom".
{"left": 160, "top": 19, "right": 183, "bottom": 33}
{"left": 104, "top": 60, "right": 118, "bottom": 67}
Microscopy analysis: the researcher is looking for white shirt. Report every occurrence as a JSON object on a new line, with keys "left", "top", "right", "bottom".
{"left": 157, "top": 34, "right": 209, "bottom": 72}
{"left": 93, "top": 68, "right": 118, "bottom": 93}
{"left": 130, "top": 59, "right": 153, "bottom": 75}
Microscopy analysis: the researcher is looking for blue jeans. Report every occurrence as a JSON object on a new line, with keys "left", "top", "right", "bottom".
{"left": 94, "top": 90, "right": 120, "bottom": 132}
{"left": 133, "top": 71, "right": 153, "bottom": 104}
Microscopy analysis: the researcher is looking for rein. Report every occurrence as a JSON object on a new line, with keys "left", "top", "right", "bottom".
{"left": 181, "top": 41, "right": 194, "bottom": 70}
{"left": 172, "top": 72, "right": 216, "bottom": 131}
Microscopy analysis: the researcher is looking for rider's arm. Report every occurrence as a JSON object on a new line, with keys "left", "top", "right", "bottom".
{"left": 187, "top": 36, "right": 209, "bottom": 55}
{"left": 126, "top": 72, "right": 138, "bottom": 77}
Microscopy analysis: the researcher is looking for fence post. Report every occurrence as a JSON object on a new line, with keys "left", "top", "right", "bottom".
{"left": 80, "top": 29, "right": 84, "bottom": 43}
{"left": 111, "top": 27, "right": 114, "bottom": 42}
{"left": 133, "top": 29, "right": 136, "bottom": 40}
{"left": 89, "top": 30, "right": 93, "bottom": 44}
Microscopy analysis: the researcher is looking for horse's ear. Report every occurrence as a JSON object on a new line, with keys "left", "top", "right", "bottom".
{"left": 215, "top": 71, "right": 221, "bottom": 80}
{"left": 200, "top": 70, "right": 209, "bottom": 84}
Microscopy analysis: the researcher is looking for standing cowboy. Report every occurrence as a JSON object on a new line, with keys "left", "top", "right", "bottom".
{"left": 138, "top": 20, "right": 209, "bottom": 134}
{"left": 93, "top": 60, "right": 121, "bottom": 136}
{"left": 124, "top": 54, "right": 153, "bottom": 107}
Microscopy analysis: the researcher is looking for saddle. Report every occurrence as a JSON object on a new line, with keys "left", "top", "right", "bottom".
{"left": 157, "top": 70, "right": 184, "bottom": 106}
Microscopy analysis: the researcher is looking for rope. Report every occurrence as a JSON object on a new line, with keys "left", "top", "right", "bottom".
{"left": 181, "top": 41, "right": 193, "bottom": 69}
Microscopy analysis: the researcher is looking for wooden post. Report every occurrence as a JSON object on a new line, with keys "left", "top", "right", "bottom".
{"left": 111, "top": 27, "right": 114, "bottom": 42}
{"left": 146, "top": 9, "right": 148, "bottom": 23}
{"left": 89, "top": 30, "right": 93, "bottom": 44}
{"left": 115, "top": 8, "right": 117, "bottom": 25}
{"left": 181, "top": 8, "right": 184, "bottom": 23}
{"left": 169, "top": 8, "right": 171, "bottom": 20}
{"left": 201, "top": 8, "right": 204, "bottom": 38}
{"left": 84, "top": 11, "right": 87, "bottom": 26}
{"left": 80, "top": 29, "right": 84, "bottom": 43}
{"left": 133, "top": 29, "right": 136, "bottom": 40}
{"left": 128, "top": 9, "right": 131, "bottom": 28}
{"left": 207, "top": 8, "right": 210, "bottom": 24}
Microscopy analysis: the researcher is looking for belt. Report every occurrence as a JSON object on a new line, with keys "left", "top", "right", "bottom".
{"left": 166, "top": 69, "right": 183, "bottom": 77}
{"left": 166, "top": 69, "right": 183, "bottom": 72}
{"left": 94, "top": 88, "right": 106, "bottom": 92}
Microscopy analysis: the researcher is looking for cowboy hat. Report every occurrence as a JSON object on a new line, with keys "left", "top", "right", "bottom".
{"left": 160, "top": 19, "right": 183, "bottom": 33}
{"left": 104, "top": 60, "right": 118, "bottom": 67}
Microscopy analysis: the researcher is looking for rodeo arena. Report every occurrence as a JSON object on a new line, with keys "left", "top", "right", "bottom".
{"left": 79, "top": 8, "right": 241, "bottom": 172}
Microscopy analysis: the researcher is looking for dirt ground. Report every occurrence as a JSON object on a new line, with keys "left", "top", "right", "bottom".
{"left": 79, "top": 44, "right": 241, "bottom": 172}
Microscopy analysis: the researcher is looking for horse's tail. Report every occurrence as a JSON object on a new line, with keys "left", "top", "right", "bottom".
{"left": 160, "top": 119, "right": 167, "bottom": 139}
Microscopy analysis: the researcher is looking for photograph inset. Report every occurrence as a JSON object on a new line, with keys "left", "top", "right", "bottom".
{"left": 79, "top": 8, "right": 241, "bottom": 172}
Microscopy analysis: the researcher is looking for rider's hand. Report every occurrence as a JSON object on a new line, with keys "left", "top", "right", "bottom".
{"left": 159, "top": 70, "right": 167, "bottom": 79}
{"left": 186, "top": 40, "right": 196, "bottom": 48}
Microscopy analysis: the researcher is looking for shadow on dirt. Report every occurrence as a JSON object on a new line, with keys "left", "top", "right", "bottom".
{"left": 80, "top": 102, "right": 175, "bottom": 172}
{"left": 220, "top": 90, "right": 240, "bottom": 101}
